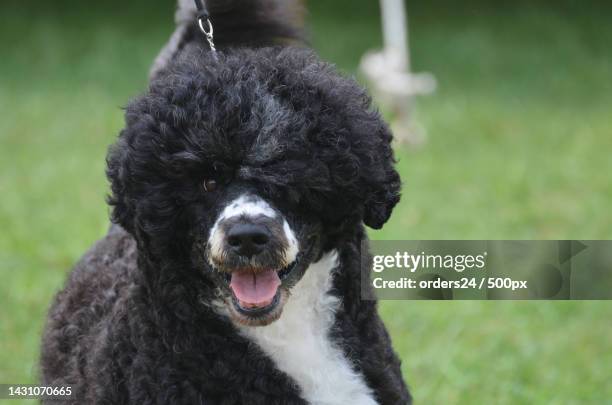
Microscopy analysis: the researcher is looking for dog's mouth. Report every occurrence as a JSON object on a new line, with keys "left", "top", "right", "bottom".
{"left": 215, "top": 258, "right": 301, "bottom": 326}
{"left": 225, "top": 260, "right": 297, "bottom": 308}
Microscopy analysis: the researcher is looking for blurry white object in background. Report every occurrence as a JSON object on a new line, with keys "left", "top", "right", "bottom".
{"left": 360, "top": 0, "right": 436, "bottom": 146}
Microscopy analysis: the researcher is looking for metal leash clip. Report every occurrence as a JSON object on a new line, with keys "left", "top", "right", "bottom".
{"left": 194, "top": 0, "right": 217, "bottom": 53}
{"left": 197, "top": 15, "right": 216, "bottom": 52}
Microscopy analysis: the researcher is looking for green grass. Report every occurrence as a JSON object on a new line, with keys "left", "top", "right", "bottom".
{"left": 1, "top": 0, "right": 611, "bottom": 403}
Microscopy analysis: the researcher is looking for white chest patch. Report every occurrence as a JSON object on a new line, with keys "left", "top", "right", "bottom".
{"left": 238, "top": 251, "right": 378, "bottom": 405}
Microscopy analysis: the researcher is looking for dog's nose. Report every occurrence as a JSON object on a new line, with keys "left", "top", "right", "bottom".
{"left": 226, "top": 223, "right": 270, "bottom": 257}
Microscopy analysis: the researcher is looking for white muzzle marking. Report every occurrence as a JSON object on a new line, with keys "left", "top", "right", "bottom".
{"left": 207, "top": 194, "right": 299, "bottom": 267}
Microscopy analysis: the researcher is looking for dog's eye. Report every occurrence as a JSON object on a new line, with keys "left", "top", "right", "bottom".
{"left": 203, "top": 179, "right": 218, "bottom": 192}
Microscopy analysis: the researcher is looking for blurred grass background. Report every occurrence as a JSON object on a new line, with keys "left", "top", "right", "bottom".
{"left": 1, "top": 0, "right": 611, "bottom": 403}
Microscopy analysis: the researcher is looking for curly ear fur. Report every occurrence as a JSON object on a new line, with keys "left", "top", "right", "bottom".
{"left": 361, "top": 123, "right": 401, "bottom": 229}
{"left": 106, "top": 133, "right": 134, "bottom": 233}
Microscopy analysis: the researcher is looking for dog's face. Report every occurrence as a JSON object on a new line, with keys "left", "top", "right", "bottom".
{"left": 195, "top": 183, "right": 322, "bottom": 326}
{"left": 107, "top": 47, "right": 400, "bottom": 326}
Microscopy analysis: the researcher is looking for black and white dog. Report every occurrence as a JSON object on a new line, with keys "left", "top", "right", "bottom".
{"left": 41, "top": 0, "right": 411, "bottom": 403}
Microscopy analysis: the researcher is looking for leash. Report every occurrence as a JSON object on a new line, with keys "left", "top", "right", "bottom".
{"left": 193, "top": 0, "right": 217, "bottom": 54}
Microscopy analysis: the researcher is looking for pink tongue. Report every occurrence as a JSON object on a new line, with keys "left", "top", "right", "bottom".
{"left": 230, "top": 269, "right": 281, "bottom": 307}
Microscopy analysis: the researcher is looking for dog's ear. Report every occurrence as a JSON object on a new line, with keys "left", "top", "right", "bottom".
{"left": 361, "top": 120, "right": 401, "bottom": 229}
{"left": 106, "top": 132, "right": 136, "bottom": 234}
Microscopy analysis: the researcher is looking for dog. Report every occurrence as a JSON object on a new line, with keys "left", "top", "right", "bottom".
{"left": 40, "top": 1, "right": 411, "bottom": 403}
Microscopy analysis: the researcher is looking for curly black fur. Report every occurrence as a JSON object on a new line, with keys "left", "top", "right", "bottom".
{"left": 41, "top": 1, "right": 410, "bottom": 403}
